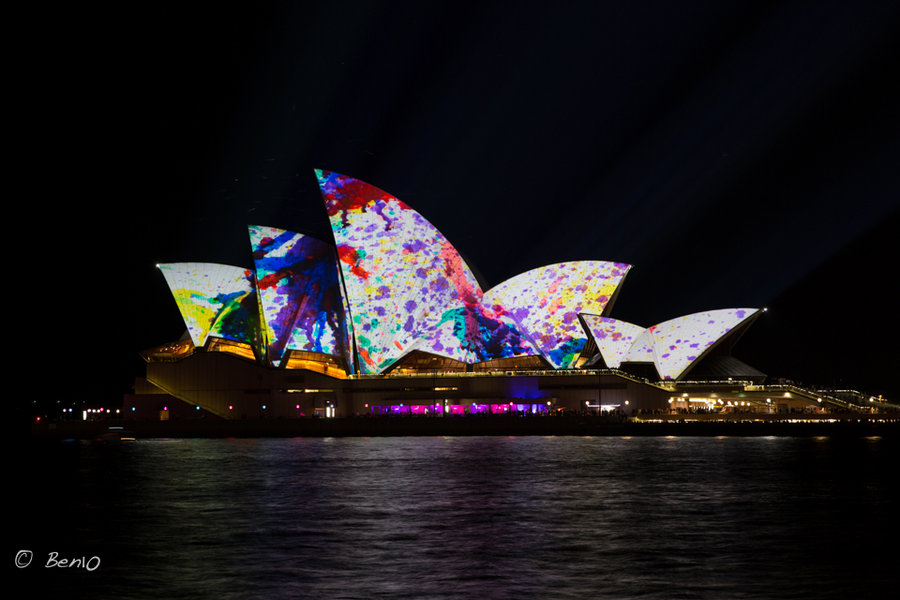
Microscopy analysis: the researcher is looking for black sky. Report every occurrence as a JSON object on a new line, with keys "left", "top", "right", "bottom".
{"left": 20, "top": 1, "right": 899, "bottom": 408}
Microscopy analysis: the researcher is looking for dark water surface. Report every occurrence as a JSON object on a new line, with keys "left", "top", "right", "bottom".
{"left": 12, "top": 436, "right": 900, "bottom": 598}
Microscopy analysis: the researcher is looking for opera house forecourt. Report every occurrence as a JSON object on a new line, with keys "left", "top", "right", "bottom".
{"left": 127, "top": 170, "right": 896, "bottom": 430}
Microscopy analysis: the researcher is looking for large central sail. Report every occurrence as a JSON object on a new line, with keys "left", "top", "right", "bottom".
{"left": 316, "top": 170, "right": 538, "bottom": 373}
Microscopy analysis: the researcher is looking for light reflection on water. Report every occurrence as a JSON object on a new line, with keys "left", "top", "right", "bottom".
{"left": 13, "top": 436, "right": 900, "bottom": 599}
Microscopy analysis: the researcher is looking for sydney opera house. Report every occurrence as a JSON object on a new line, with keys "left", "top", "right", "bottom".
{"left": 130, "top": 170, "right": 867, "bottom": 421}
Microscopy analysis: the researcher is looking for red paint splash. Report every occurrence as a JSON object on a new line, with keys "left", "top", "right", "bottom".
{"left": 439, "top": 242, "right": 480, "bottom": 305}
{"left": 358, "top": 347, "right": 375, "bottom": 368}
{"left": 257, "top": 272, "right": 284, "bottom": 290}
{"left": 321, "top": 173, "right": 393, "bottom": 217}
{"left": 337, "top": 244, "right": 370, "bottom": 279}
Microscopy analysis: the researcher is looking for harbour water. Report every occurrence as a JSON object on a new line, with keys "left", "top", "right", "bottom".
{"left": 11, "top": 435, "right": 900, "bottom": 598}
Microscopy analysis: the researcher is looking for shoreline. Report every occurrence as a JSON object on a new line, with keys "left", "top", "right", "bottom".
{"left": 31, "top": 415, "right": 900, "bottom": 439}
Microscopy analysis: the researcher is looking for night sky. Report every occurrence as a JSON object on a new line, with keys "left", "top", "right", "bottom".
{"left": 21, "top": 1, "right": 899, "bottom": 410}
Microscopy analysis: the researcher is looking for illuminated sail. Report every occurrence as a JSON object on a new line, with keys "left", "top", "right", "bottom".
{"left": 158, "top": 263, "right": 257, "bottom": 348}
{"left": 248, "top": 225, "right": 348, "bottom": 367}
{"left": 316, "top": 170, "right": 539, "bottom": 372}
{"left": 581, "top": 308, "right": 761, "bottom": 379}
{"left": 483, "top": 261, "right": 631, "bottom": 368}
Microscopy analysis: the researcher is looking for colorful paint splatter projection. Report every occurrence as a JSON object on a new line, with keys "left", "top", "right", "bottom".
{"left": 482, "top": 261, "right": 631, "bottom": 369}
{"left": 316, "top": 169, "right": 541, "bottom": 373}
{"left": 158, "top": 263, "right": 258, "bottom": 348}
{"left": 579, "top": 315, "right": 648, "bottom": 369}
{"left": 582, "top": 309, "right": 760, "bottom": 379}
{"left": 156, "top": 171, "right": 761, "bottom": 381}
{"left": 248, "top": 225, "right": 348, "bottom": 367}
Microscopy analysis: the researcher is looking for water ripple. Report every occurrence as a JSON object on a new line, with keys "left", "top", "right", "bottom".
{"left": 13, "top": 436, "right": 900, "bottom": 599}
